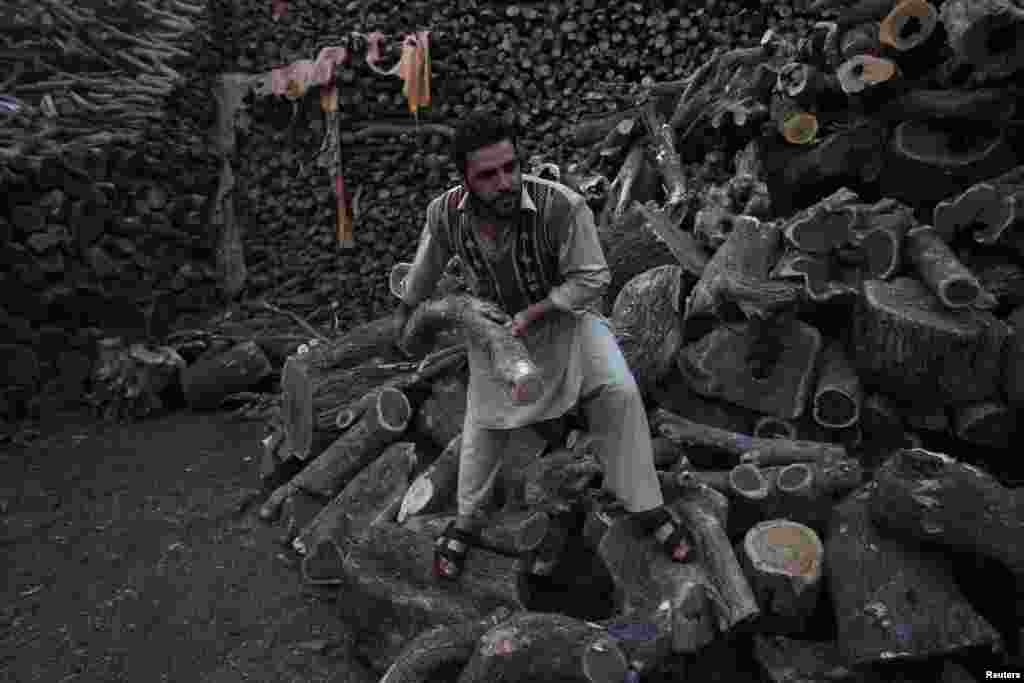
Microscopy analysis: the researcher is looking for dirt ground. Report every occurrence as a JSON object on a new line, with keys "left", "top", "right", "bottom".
{"left": 0, "top": 409, "right": 373, "bottom": 683}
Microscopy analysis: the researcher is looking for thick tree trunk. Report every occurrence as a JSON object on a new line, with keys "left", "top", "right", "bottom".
{"left": 870, "top": 448, "right": 1024, "bottom": 575}
{"left": 610, "top": 265, "right": 688, "bottom": 398}
{"left": 599, "top": 204, "right": 681, "bottom": 314}
{"left": 679, "top": 319, "right": 823, "bottom": 420}
{"left": 827, "top": 488, "right": 1002, "bottom": 666}
{"left": 849, "top": 277, "right": 1009, "bottom": 405}
{"left": 940, "top": 0, "right": 1024, "bottom": 78}
{"left": 181, "top": 340, "right": 271, "bottom": 410}
{"left": 642, "top": 101, "right": 688, "bottom": 208}
{"left": 259, "top": 387, "right": 412, "bottom": 520}
{"left": 294, "top": 441, "right": 419, "bottom": 559}
{"left": 456, "top": 612, "right": 629, "bottom": 683}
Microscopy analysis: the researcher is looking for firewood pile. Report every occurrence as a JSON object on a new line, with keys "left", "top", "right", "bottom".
{"left": 241, "top": 0, "right": 1024, "bottom": 680}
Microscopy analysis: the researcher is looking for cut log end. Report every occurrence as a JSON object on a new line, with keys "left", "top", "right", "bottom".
{"left": 753, "top": 416, "right": 798, "bottom": 441}
{"left": 377, "top": 387, "right": 413, "bottom": 432}
{"left": 813, "top": 391, "right": 860, "bottom": 430}
{"left": 837, "top": 55, "right": 897, "bottom": 94}
{"left": 744, "top": 520, "right": 823, "bottom": 581}
{"left": 731, "top": 463, "right": 772, "bottom": 501}
{"left": 776, "top": 463, "right": 814, "bottom": 497}
{"left": 880, "top": 0, "right": 939, "bottom": 51}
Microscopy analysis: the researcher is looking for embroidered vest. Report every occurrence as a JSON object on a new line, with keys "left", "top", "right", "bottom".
{"left": 444, "top": 181, "right": 562, "bottom": 313}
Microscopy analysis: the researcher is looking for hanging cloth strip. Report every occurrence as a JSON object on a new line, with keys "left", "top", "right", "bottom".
{"left": 267, "top": 46, "right": 349, "bottom": 100}
{"left": 360, "top": 31, "right": 432, "bottom": 117}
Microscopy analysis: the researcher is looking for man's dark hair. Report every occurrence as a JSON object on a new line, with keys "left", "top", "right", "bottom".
{"left": 451, "top": 109, "right": 519, "bottom": 175}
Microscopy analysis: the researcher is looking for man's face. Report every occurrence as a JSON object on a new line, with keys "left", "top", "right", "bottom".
{"left": 464, "top": 140, "right": 522, "bottom": 220}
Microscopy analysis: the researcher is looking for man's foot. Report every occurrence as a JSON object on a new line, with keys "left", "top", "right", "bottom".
{"left": 433, "top": 521, "right": 476, "bottom": 580}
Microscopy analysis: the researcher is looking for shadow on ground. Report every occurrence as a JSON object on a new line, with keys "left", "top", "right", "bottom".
{"left": 1, "top": 409, "right": 371, "bottom": 683}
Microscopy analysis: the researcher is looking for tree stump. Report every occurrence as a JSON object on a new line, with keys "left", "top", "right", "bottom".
{"left": 181, "top": 340, "right": 271, "bottom": 410}
{"left": 849, "top": 277, "right": 1009, "bottom": 406}
{"left": 741, "top": 520, "right": 824, "bottom": 634}
{"left": 611, "top": 265, "right": 688, "bottom": 398}
{"left": 456, "top": 612, "right": 629, "bottom": 683}
{"left": 679, "top": 319, "right": 822, "bottom": 420}
{"left": 827, "top": 488, "right": 1002, "bottom": 666}
{"left": 294, "top": 441, "right": 419, "bottom": 559}
{"left": 259, "top": 387, "right": 412, "bottom": 520}
{"left": 870, "top": 448, "right": 1024, "bottom": 576}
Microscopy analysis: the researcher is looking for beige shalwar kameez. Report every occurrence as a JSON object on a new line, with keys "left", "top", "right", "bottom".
{"left": 399, "top": 175, "right": 664, "bottom": 527}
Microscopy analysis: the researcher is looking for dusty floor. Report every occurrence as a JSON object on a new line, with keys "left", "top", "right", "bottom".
{"left": 0, "top": 409, "right": 372, "bottom": 683}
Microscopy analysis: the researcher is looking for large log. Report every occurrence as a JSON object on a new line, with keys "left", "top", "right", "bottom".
{"left": 641, "top": 100, "right": 688, "bottom": 208}
{"left": 752, "top": 635, "right": 863, "bottom": 683}
{"left": 400, "top": 295, "right": 543, "bottom": 405}
{"left": 940, "top": 0, "right": 1024, "bottom": 79}
{"left": 598, "top": 142, "right": 655, "bottom": 231}
{"left": 180, "top": 340, "right": 271, "bottom": 410}
{"left": 847, "top": 197, "right": 914, "bottom": 280}
{"left": 650, "top": 408, "right": 847, "bottom": 467}
{"left": 780, "top": 188, "right": 860, "bottom": 255}
{"left": 398, "top": 508, "right": 551, "bottom": 558}
{"left": 599, "top": 204, "right": 681, "bottom": 313}
{"left": 684, "top": 215, "right": 801, "bottom": 322}
{"left": 522, "top": 445, "right": 603, "bottom": 516}
{"left": 610, "top": 265, "right": 688, "bottom": 398}
{"left": 413, "top": 374, "right": 467, "bottom": 449}
{"left": 741, "top": 520, "right": 824, "bottom": 635}
{"left": 827, "top": 488, "right": 1002, "bottom": 666}
{"left": 849, "top": 277, "right": 1009, "bottom": 405}
{"left": 259, "top": 387, "right": 412, "bottom": 520}
{"left": 294, "top": 441, "right": 419, "bottom": 559}
{"left": 323, "top": 522, "right": 525, "bottom": 673}
{"left": 456, "top": 612, "right": 629, "bottom": 683}
{"left": 379, "top": 607, "right": 515, "bottom": 683}
{"left": 870, "top": 448, "right": 1024, "bottom": 576}
{"left": 879, "top": 0, "right": 940, "bottom": 52}
{"left": 679, "top": 319, "right": 823, "bottom": 420}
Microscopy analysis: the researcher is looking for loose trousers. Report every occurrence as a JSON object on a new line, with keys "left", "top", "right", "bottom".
{"left": 456, "top": 314, "right": 664, "bottom": 527}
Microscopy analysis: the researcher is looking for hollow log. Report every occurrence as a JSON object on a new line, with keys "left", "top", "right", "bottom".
{"left": 849, "top": 277, "right": 1009, "bottom": 405}
{"left": 741, "top": 520, "right": 824, "bottom": 634}
{"left": 642, "top": 101, "right": 688, "bottom": 208}
{"left": 940, "top": 0, "right": 1024, "bottom": 79}
{"left": 840, "top": 201, "right": 907, "bottom": 281}
{"left": 933, "top": 164, "right": 1024, "bottom": 243}
{"left": 828, "top": 488, "right": 1002, "bottom": 667}
{"left": 685, "top": 216, "right": 801, "bottom": 322}
{"left": 259, "top": 387, "right": 412, "bottom": 520}
{"left": 770, "top": 249, "right": 859, "bottom": 304}
{"left": 879, "top": 0, "right": 940, "bottom": 51}
{"left": 180, "top": 340, "right": 271, "bottom": 410}
{"left": 970, "top": 249, "right": 1024, "bottom": 310}
{"left": 650, "top": 408, "right": 847, "bottom": 467}
{"left": 870, "top": 448, "right": 1024, "bottom": 575}
{"left": 379, "top": 607, "right": 515, "bottom": 683}
{"left": 905, "top": 225, "right": 988, "bottom": 309}
{"left": 679, "top": 319, "right": 823, "bottom": 420}
{"left": 400, "top": 295, "right": 542, "bottom": 404}
{"left": 456, "top": 612, "right": 629, "bottom": 683}
{"left": 413, "top": 374, "right": 467, "bottom": 449}
{"left": 398, "top": 434, "right": 461, "bottom": 524}
{"left": 611, "top": 265, "right": 688, "bottom": 398}
{"left": 322, "top": 522, "right": 525, "bottom": 672}
{"left": 294, "top": 441, "right": 418, "bottom": 560}
{"left": 781, "top": 187, "right": 860, "bottom": 255}
{"left": 753, "top": 417, "right": 799, "bottom": 441}
{"left": 952, "top": 400, "right": 1015, "bottom": 449}
{"left": 812, "top": 342, "right": 862, "bottom": 430}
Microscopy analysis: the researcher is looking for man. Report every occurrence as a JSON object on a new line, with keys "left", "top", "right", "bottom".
{"left": 393, "top": 110, "right": 692, "bottom": 580}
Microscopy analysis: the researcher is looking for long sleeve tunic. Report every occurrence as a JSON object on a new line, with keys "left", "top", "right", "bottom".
{"left": 399, "top": 174, "right": 612, "bottom": 429}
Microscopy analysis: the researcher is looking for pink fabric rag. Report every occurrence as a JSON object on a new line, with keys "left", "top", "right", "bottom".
{"left": 270, "top": 46, "right": 348, "bottom": 99}
{"left": 365, "top": 31, "right": 401, "bottom": 76}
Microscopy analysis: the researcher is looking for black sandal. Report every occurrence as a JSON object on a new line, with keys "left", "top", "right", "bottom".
{"left": 434, "top": 521, "right": 475, "bottom": 580}
{"left": 652, "top": 508, "right": 694, "bottom": 563}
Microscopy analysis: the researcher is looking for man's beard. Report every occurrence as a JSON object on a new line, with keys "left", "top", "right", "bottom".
{"left": 471, "top": 188, "right": 519, "bottom": 220}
